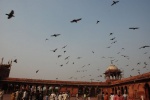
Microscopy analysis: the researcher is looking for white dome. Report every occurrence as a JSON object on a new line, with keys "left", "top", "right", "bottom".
{"left": 106, "top": 65, "right": 118, "bottom": 71}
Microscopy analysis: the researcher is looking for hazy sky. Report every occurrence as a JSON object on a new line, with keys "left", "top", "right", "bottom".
{"left": 0, "top": 0, "right": 150, "bottom": 82}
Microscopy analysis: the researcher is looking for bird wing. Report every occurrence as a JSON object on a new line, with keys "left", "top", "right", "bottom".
{"left": 10, "top": 10, "right": 14, "bottom": 15}
{"left": 76, "top": 18, "right": 82, "bottom": 21}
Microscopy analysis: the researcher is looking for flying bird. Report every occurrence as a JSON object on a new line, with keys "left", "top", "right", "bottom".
{"left": 110, "top": 37, "right": 116, "bottom": 40}
{"left": 129, "top": 27, "right": 139, "bottom": 30}
{"left": 111, "top": 1, "right": 119, "bottom": 6}
{"left": 77, "top": 57, "right": 82, "bottom": 59}
{"left": 14, "top": 59, "right": 17, "bottom": 63}
{"left": 62, "top": 45, "right": 67, "bottom": 49}
{"left": 64, "top": 51, "right": 66, "bottom": 53}
{"left": 109, "top": 33, "right": 113, "bottom": 36}
{"left": 51, "top": 34, "right": 60, "bottom": 37}
{"left": 60, "top": 64, "right": 63, "bottom": 67}
{"left": 50, "top": 48, "right": 57, "bottom": 52}
{"left": 58, "top": 55, "right": 62, "bottom": 58}
{"left": 36, "top": 70, "right": 39, "bottom": 73}
{"left": 137, "top": 62, "right": 141, "bottom": 65}
{"left": 96, "top": 20, "right": 100, "bottom": 24}
{"left": 111, "top": 41, "right": 117, "bottom": 44}
{"left": 65, "top": 56, "right": 69, "bottom": 60}
{"left": 139, "top": 45, "right": 150, "bottom": 49}
{"left": 45, "top": 38, "right": 49, "bottom": 42}
{"left": 70, "top": 18, "right": 82, "bottom": 23}
{"left": 6, "top": 10, "right": 15, "bottom": 19}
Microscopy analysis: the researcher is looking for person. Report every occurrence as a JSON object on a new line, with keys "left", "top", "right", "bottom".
{"left": 15, "top": 90, "right": 19, "bottom": 100}
{"left": 113, "top": 90, "right": 124, "bottom": 100}
{"left": 50, "top": 92, "right": 56, "bottom": 100}
{"left": 110, "top": 93, "right": 114, "bottom": 100}
{"left": 140, "top": 94, "right": 144, "bottom": 100}
{"left": 11, "top": 92, "right": 16, "bottom": 100}
{"left": 0, "top": 89, "right": 4, "bottom": 100}
{"left": 44, "top": 93, "right": 49, "bottom": 100}
{"left": 122, "top": 92, "right": 128, "bottom": 100}
{"left": 83, "top": 94, "right": 86, "bottom": 100}
{"left": 104, "top": 93, "right": 109, "bottom": 100}
{"left": 58, "top": 92, "right": 62, "bottom": 100}
{"left": 76, "top": 93, "right": 79, "bottom": 100}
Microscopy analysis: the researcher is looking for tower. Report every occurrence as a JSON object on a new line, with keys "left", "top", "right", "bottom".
{"left": 104, "top": 65, "right": 122, "bottom": 82}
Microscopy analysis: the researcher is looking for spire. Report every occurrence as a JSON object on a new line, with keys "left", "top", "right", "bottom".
{"left": 1, "top": 57, "right": 4, "bottom": 64}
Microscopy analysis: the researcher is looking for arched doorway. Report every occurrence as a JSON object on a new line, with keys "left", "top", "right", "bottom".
{"left": 96, "top": 87, "right": 101, "bottom": 94}
{"left": 78, "top": 86, "right": 83, "bottom": 95}
{"left": 90, "top": 87, "right": 95, "bottom": 96}
{"left": 145, "top": 83, "right": 150, "bottom": 100}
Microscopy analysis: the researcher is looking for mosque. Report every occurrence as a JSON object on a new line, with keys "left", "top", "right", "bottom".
{"left": 0, "top": 59, "right": 150, "bottom": 99}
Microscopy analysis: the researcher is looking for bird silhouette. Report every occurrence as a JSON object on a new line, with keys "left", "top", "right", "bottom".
{"left": 96, "top": 20, "right": 100, "bottom": 24}
{"left": 137, "top": 62, "right": 141, "bottom": 65}
{"left": 36, "top": 70, "right": 39, "bottom": 73}
{"left": 110, "top": 37, "right": 116, "bottom": 40}
{"left": 65, "top": 56, "right": 70, "bottom": 60}
{"left": 107, "top": 46, "right": 111, "bottom": 48}
{"left": 129, "top": 27, "right": 139, "bottom": 30}
{"left": 66, "top": 61, "right": 69, "bottom": 64}
{"left": 62, "top": 45, "right": 67, "bottom": 49}
{"left": 77, "top": 57, "right": 82, "bottom": 59}
{"left": 109, "top": 33, "right": 113, "bottom": 36}
{"left": 58, "top": 55, "right": 62, "bottom": 58}
{"left": 51, "top": 34, "right": 60, "bottom": 37}
{"left": 111, "top": 1, "right": 119, "bottom": 6}
{"left": 131, "top": 68, "right": 134, "bottom": 71}
{"left": 70, "top": 18, "right": 82, "bottom": 23}
{"left": 14, "top": 59, "right": 17, "bottom": 63}
{"left": 50, "top": 48, "right": 57, "bottom": 52}
{"left": 45, "top": 38, "right": 49, "bottom": 42}
{"left": 139, "top": 45, "right": 150, "bottom": 49}
{"left": 60, "top": 64, "right": 63, "bottom": 67}
{"left": 111, "top": 41, "right": 117, "bottom": 44}
{"left": 6, "top": 10, "right": 15, "bottom": 19}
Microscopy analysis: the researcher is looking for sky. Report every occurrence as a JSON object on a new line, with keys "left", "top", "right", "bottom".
{"left": 0, "top": 0, "right": 150, "bottom": 82}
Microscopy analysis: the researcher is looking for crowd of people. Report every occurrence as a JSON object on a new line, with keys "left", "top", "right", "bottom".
{"left": 0, "top": 89, "right": 146, "bottom": 100}
{"left": 97, "top": 90, "right": 145, "bottom": 100}
{"left": 9, "top": 90, "right": 70, "bottom": 100}
{"left": 97, "top": 90, "right": 127, "bottom": 100}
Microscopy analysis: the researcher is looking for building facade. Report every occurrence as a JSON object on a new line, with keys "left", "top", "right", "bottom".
{"left": 0, "top": 63, "right": 150, "bottom": 99}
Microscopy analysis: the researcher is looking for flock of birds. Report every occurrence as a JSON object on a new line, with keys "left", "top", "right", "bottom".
{"left": 3, "top": 0, "right": 150, "bottom": 82}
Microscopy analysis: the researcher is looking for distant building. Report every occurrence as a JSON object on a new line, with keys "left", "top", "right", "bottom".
{"left": 0, "top": 62, "right": 150, "bottom": 99}
{"left": 0, "top": 58, "right": 11, "bottom": 79}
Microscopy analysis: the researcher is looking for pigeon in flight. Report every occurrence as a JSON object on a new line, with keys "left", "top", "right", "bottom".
{"left": 45, "top": 38, "right": 49, "bottom": 42}
{"left": 109, "top": 33, "right": 113, "bottom": 36}
{"left": 58, "top": 55, "right": 62, "bottom": 58}
{"left": 36, "top": 70, "right": 39, "bottom": 73}
{"left": 62, "top": 45, "right": 67, "bottom": 49}
{"left": 110, "top": 37, "right": 116, "bottom": 40}
{"left": 96, "top": 20, "right": 100, "bottom": 24}
{"left": 6, "top": 10, "right": 15, "bottom": 19}
{"left": 111, "top": 1, "right": 119, "bottom": 6}
{"left": 64, "top": 51, "right": 66, "bottom": 53}
{"left": 65, "top": 56, "right": 70, "bottom": 60}
{"left": 14, "top": 59, "right": 17, "bottom": 63}
{"left": 139, "top": 45, "right": 150, "bottom": 49}
{"left": 51, "top": 34, "right": 60, "bottom": 37}
{"left": 70, "top": 18, "right": 82, "bottom": 23}
{"left": 50, "top": 48, "right": 57, "bottom": 52}
{"left": 129, "top": 27, "right": 139, "bottom": 30}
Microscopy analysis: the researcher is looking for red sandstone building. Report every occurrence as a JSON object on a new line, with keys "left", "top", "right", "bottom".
{"left": 0, "top": 61, "right": 150, "bottom": 99}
